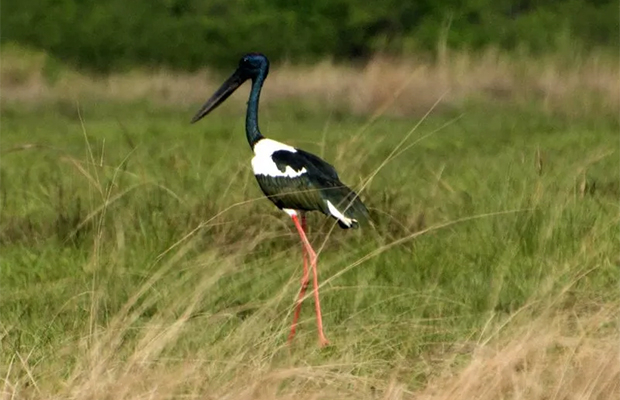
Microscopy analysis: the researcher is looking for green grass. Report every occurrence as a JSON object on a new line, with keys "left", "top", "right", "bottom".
{"left": 1, "top": 97, "right": 618, "bottom": 398}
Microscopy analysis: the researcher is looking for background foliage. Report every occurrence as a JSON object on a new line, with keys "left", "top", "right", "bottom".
{"left": 2, "top": 0, "right": 617, "bottom": 72}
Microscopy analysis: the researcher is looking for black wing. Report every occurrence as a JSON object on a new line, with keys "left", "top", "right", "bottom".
{"left": 256, "top": 148, "right": 368, "bottom": 228}
{"left": 271, "top": 149, "right": 340, "bottom": 181}
{"left": 254, "top": 173, "right": 331, "bottom": 214}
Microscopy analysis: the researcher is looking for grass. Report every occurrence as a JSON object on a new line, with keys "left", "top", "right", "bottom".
{"left": 1, "top": 47, "right": 619, "bottom": 399}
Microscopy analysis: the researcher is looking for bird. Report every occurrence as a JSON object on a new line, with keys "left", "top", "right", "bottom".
{"left": 190, "top": 53, "right": 369, "bottom": 347}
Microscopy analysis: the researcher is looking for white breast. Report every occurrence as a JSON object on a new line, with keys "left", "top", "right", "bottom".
{"left": 251, "top": 138, "right": 307, "bottom": 178}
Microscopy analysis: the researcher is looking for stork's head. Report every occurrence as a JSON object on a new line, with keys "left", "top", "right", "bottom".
{"left": 191, "top": 53, "right": 269, "bottom": 123}
{"left": 236, "top": 53, "right": 269, "bottom": 79}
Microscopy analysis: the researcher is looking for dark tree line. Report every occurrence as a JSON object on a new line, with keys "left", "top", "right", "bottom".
{"left": 2, "top": 0, "right": 617, "bottom": 72}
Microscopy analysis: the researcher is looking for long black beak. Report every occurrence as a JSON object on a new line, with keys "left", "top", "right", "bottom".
{"left": 191, "top": 69, "right": 246, "bottom": 123}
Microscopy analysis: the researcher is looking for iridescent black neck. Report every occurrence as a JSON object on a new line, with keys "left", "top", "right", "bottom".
{"left": 245, "top": 69, "right": 267, "bottom": 149}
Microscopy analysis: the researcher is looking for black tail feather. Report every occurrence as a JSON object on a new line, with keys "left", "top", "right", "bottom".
{"left": 322, "top": 184, "right": 369, "bottom": 229}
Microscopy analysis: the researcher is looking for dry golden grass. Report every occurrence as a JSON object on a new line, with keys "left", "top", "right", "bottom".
{"left": 2, "top": 46, "right": 618, "bottom": 117}
{"left": 4, "top": 294, "right": 617, "bottom": 400}
{"left": 416, "top": 306, "right": 619, "bottom": 400}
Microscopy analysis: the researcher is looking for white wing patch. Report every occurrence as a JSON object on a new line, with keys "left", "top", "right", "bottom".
{"left": 326, "top": 200, "right": 355, "bottom": 228}
{"left": 251, "top": 138, "right": 307, "bottom": 178}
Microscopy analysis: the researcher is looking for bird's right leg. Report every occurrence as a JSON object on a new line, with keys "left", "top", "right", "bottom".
{"left": 289, "top": 213, "right": 329, "bottom": 347}
{"left": 288, "top": 213, "right": 309, "bottom": 343}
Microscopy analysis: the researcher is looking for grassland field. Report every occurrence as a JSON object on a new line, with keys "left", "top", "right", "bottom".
{"left": 1, "top": 47, "right": 619, "bottom": 399}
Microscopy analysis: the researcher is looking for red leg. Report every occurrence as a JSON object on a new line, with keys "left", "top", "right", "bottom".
{"left": 288, "top": 214, "right": 309, "bottom": 343}
{"left": 290, "top": 214, "right": 329, "bottom": 347}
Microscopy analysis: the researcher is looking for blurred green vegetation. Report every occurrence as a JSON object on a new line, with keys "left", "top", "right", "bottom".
{"left": 2, "top": 0, "right": 617, "bottom": 72}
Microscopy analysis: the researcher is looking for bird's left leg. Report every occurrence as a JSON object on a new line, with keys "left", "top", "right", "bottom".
{"left": 288, "top": 213, "right": 309, "bottom": 343}
{"left": 290, "top": 213, "right": 329, "bottom": 347}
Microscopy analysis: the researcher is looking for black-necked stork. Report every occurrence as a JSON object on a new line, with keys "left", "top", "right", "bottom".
{"left": 191, "top": 53, "right": 369, "bottom": 347}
